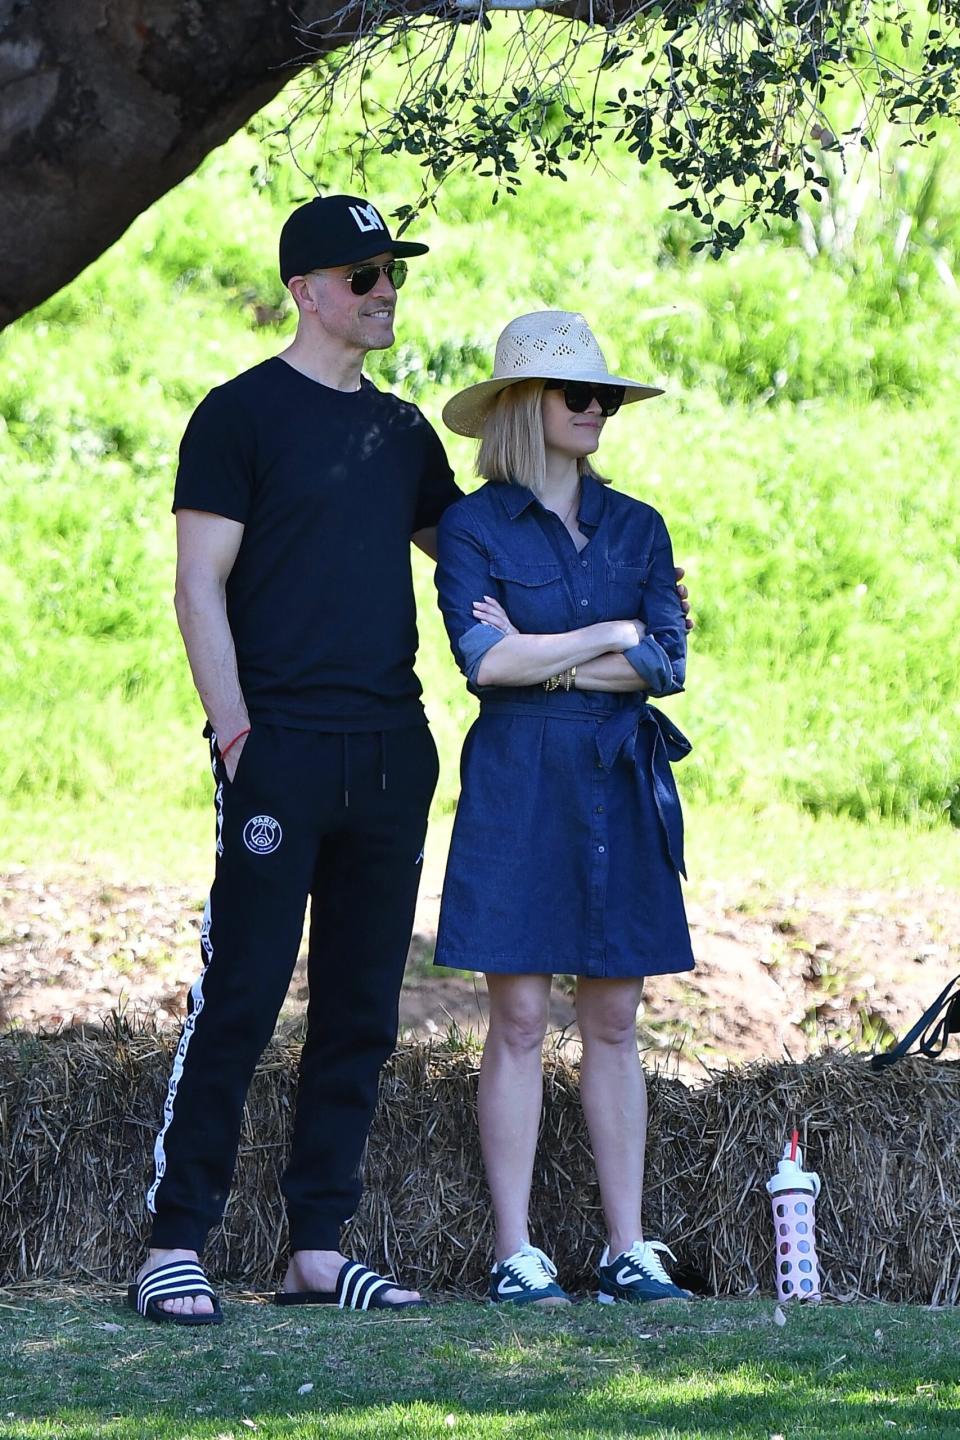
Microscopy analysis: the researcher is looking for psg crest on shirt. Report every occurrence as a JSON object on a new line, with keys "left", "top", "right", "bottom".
{"left": 243, "top": 814, "right": 283, "bottom": 855}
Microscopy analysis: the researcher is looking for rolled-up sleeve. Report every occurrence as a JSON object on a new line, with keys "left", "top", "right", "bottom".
{"left": 624, "top": 513, "right": 686, "bottom": 698}
{"left": 435, "top": 504, "right": 506, "bottom": 686}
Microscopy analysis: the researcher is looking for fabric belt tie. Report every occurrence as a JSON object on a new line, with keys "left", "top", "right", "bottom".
{"left": 478, "top": 699, "right": 692, "bottom": 878}
{"left": 594, "top": 704, "right": 691, "bottom": 877}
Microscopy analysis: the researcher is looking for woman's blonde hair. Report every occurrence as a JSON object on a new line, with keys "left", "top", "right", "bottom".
{"left": 475, "top": 380, "right": 605, "bottom": 495}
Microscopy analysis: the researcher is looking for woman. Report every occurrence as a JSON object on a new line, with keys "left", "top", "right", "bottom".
{"left": 434, "top": 311, "right": 694, "bottom": 1306}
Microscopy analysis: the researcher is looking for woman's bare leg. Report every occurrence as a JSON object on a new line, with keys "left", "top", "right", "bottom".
{"left": 478, "top": 972, "right": 552, "bottom": 1261}
{"left": 576, "top": 976, "right": 647, "bottom": 1257}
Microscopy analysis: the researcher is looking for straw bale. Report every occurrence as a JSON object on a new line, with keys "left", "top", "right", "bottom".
{"left": 1, "top": 1024, "right": 959, "bottom": 1301}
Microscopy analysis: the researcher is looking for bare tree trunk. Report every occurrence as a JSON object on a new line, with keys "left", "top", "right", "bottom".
{"left": 0, "top": 0, "right": 360, "bottom": 328}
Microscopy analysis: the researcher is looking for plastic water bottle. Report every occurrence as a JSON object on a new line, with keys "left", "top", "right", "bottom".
{"left": 765, "top": 1130, "right": 822, "bottom": 1303}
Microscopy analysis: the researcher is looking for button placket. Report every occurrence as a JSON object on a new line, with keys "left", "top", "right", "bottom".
{"left": 587, "top": 753, "right": 609, "bottom": 976}
{"left": 577, "top": 548, "right": 594, "bottom": 617}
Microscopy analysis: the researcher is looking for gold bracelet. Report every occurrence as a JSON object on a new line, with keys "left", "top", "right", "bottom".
{"left": 565, "top": 665, "right": 577, "bottom": 692}
{"left": 543, "top": 672, "right": 562, "bottom": 692}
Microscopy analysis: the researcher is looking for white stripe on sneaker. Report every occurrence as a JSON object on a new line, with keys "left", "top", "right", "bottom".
{"left": 496, "top": 1279, "right": 527, "bottom": 1296}
{"left": 493, "top": 1245, "right": 561, "bottom": 1296}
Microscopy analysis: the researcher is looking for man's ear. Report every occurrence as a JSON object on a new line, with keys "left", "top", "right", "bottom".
{"left": 287, "top": 275, "right": 315, "bottom": 313}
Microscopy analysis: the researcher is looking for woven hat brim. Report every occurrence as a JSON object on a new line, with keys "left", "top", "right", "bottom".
{"left": 442, "top": 373, "right": 664, "bottom": 439}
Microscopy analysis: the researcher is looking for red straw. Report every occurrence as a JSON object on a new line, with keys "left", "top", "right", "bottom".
{"left": 789, "top": 1128, "right": 799, "bottom": 1162}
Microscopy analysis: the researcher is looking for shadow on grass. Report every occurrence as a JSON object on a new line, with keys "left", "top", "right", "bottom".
{"left": 3, "top": 1297, "right": 958, "bottom": 1438}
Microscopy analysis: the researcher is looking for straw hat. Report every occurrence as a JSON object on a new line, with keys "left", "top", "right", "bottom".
{"left": 441, "top": 310, "right": 663, "bottom": 438}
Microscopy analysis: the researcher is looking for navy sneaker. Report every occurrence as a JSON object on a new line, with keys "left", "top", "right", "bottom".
{"left": 597, "top": 1240, "right": 692, "bottom": 1304}
{"left": 489, "top": 1245, "right": 570, "bottom": 1305}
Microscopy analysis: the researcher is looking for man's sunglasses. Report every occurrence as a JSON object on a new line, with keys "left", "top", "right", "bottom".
{"left": 545, "top": 378, "right": 626, "bottom": 417}
{"left": 343, "top": 259, "right": 408, "bottom": 296}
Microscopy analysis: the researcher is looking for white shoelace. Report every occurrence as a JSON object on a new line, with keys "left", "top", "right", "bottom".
{"left": 621, "top": 1240, "right": 678, "bottom": 1285}
{"left": 500, "top": 1244, "right": 558, "bottom": 1289}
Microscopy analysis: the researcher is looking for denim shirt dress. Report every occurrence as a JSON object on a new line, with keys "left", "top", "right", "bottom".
{"left": 433, "top": 474, "right": 696, "bottom": 979}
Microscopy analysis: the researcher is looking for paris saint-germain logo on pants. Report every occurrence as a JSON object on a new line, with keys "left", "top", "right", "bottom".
{"left": 243, "top": 815, "right": 283, "bottom": 855}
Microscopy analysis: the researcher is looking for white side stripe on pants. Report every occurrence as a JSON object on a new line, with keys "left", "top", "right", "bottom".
{"left": 145, "top": 897, "right": 212, "bottom": 1214}
{"left": 146, "top": 763, "right": 223, "bottom": 1214}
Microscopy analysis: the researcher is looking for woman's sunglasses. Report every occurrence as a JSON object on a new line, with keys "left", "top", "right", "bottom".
{"left": 343, "top": 259, "right": 408, "bottom": 296}
{"left": 545, "top": 378, "right": 626, "bottom": 417}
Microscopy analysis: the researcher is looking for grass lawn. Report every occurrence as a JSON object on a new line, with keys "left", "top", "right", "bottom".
{"left": 1, "top": 1293, "right": 958, "bottom": 1438}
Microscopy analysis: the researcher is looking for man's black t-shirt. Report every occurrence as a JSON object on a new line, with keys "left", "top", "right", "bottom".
{"left": 173, "top": 357, "right": 461, "bottom": 731}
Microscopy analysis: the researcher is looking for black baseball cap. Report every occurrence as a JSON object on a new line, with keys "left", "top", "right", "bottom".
{"left": 279, "top": 195, "right": 429, "bottom": 285}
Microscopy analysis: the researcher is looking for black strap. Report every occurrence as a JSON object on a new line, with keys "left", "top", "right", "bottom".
{"left": 870, "top": 973, "right": 960, "bottom": 1071}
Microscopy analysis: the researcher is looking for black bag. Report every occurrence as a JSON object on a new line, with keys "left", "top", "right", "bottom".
{"left": 870, "top": 974, "right": 960, "bottom": 1071}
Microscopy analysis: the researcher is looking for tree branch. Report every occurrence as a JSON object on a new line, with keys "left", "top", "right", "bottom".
{"left": 3, "top": 0, "right": 959, "bottom": 327}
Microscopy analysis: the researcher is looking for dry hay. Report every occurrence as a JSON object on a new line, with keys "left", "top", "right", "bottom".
{"left": 2, "top": 1024, "right": 959, "bottom": 1302}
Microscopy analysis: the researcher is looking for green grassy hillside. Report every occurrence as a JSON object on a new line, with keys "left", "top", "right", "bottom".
{"left": 2, "top": 71, "right": 959, "bottom": 884}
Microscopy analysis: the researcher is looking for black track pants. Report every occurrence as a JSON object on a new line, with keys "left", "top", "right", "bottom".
{"left": 147, "top": 723, "right": 439, "bottom": 1254}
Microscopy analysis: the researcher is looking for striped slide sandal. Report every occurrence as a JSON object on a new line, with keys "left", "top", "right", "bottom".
{"left": 126, "top": 1259, "right": 224, "bottom": 1326}
{"left": 274, "top": 1260, "right": 426, "bottom": 1311}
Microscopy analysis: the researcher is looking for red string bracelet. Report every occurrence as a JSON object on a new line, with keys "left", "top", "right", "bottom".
{"left": 219, "top": 726, "right": 251, "bottom": 761}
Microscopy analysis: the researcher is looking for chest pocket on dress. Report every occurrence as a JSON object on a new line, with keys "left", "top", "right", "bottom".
{"left": 605, "top": 561, "right": 649, "bottom": 620}
{"left": 490, "top": 558, "right": 565, "bottom": 634}
{"left": 604, "top": 555, "right": 650, "bottom": 619}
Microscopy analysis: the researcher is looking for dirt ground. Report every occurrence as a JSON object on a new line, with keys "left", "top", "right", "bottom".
{"left": 3, "top": 857, "right": 958, "bottom": 1077}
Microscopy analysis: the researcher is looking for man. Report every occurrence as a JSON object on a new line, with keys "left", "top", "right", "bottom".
{"left": 130, "top": 195, "right": 459, "bottom": 1322}
{"left": 130, "top": 194, "right": 691, "bottom": 1324}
